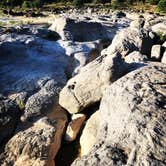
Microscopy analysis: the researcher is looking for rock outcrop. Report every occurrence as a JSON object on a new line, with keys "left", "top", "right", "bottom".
{"left": 102, "top": 25, "right": 154, "bottom": 57}
{"left": 80, "top": 111, "right": 100, "bottom": 156}
{"left": 161, "top": 51, "right": 166, "bottom": 64}
{"left": 59, "top": 52, "right": 129, "bottom": 114}
{"left": 124, "top": 51, "right": 148, "bottom": 63}
{"left": 65, "top": 114, "right": 86, "bottom": 142}
{"left": 0, "top": 106, "right": 68, "bottom": 166}
{"left": 21, "top": 79, "right": 62, "bottom": 122}
{"left": 1, "top": 11, "right": 166, "bottom": 166}
{"left": 49, "top": 16, "right": 108, "bottom": 42}
{"left": 151, "top": 44, "right": 164, "bottom": 60}
{"left": 0, "top": 95, "right": 20, "bottom": 145}
{"left": 151, "top": 22, "right": 166, "bottom": 36}
{"left": 72, "top": 63, "right": 166, "bottom": 166}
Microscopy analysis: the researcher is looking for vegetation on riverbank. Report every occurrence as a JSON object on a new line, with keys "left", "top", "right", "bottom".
{"left": 0, "top": 0, "right": 165, "bottom": 14}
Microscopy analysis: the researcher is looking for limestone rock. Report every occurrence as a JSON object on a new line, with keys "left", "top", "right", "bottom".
{"left": 65, "top": 114, "right": 86, "bottom": 142}
{"left": 161, "top": 51, "right": 166, "bottom": 64}
{"left": 73, "top": 52, "right": 88, "bottom": 75}
{"left": 87, "top": 48, "right": 101, "bottom": 63}
{"left": 59, "top": 52, "right": 128, "bottom": 114}
{"left": 0, "top": 95, "right": 20, "bottom": 144}
{"left": 103, "top": 27, "right": 153, "bottom": 57}
{"left": 80, "top": 111, "right": 100, "bottom": 156}
{"left": 0, "top": 106, "right": 68, "bottom": 166}
{"left": 151, "top": 44, "right": 163, "bottom": 60}
{"left": 130, "top": 16, "right": 145, "bottom": 29}
{"left": 72, "top": 63, "right": 166, "bottom": 166}
{"left": 162, "top": 41, "right": 166, "bottom": 48}
{"left": 49, "top": 16, "right": 108, "bottom": 42}
{"left": 0, "top": 33, "right": 68, "bottom": 96}
{"left": 152, "top": 22, "right": 166, "bottom": 36}
{"left": 144, "top": 15, "right": 165, "bottom": 30}
{"left": 125, "top": 51, "right": 148, "bottom": 63}
{"left": 21, "top": 79, "right": 62, "bottom": 122}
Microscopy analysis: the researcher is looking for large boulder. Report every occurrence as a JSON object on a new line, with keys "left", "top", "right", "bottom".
{"left": 124, "top": 51, "right": 148, "bottom": 63}
{"left": 151, "top": 22, "right": 166, "bottom": 36}
{"left": 130, "top": 16, "right": 145, "bottom": 29}
{"left": 0, "top": 32, "right": 70, "bottom": 123}
{"left": 59, "top": 52, "right": 129, "bottom": 114}
{"left": 0, "top": 95, "right": 20, "bottom": 144}
{"left": 0, "top": 105, "right": 68, "bottom": 166}
{"left": 161, "top": 51, "right": 166, "bottom": 64}
{"left": 80, "top": 111, "right": 100, "bottom": 156}
{"left": 102, "top": 26, "right": 154, "bottom": 57}
{"left": 0, "top": 34, "right": 68, "bottom": 96}
{"left": 49, "top": 16, "right": 108, "bottom": 42}
{"left": 65, "top": 113, "right": 86, "bottom": 142}
{"left": 72, "top": 63, "right": 166, "bottom": 166}
{"left": 21, "top": 79, "right": 62, "bottom": 122}
{"left": 151, "top": 44, "right": 164, "bottom": 60}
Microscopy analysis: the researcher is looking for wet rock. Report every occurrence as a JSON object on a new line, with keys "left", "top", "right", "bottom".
{"left": 49, "top": 16, "right": 108, "bottom": 42}
{"left": 65, "top": 114, "right": 86, "bottom": 142}
{"left": 72, "top": 63, "right": 166, "bottom": 166}
{"left": 59, "top": 52, "right": 129, "bottom": 114}
{"left": 80, "top": 111, "right": 100, "bottom": 156}
{"left": 0, "top": 96, "right": 20, "bottom": 144}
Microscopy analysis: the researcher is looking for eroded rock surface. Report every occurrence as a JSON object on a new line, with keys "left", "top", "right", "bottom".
{"left": 65, "top": 114, "right": 86, "bottom": 142}
{"left": 151, "top": 44, "right": 163, "bottom": 60}
{"left": 72, "top": 63, "right": 166, "bottom": 166}
{"left": 59, "top": 52, "right": 129, "bottom": 114}
{"left": 0, "top": 106, "right": 68, "bottom": 166}
{"left": 0, "top": 11, "right": 166, "bottom": 166}
{"left": 80, "top": 110, "right": 100, "bottom": 156}
{"left": 124, "top": 51, "right": 148, "bottom": 63}
{"left": 102, "top": 26, "right": 154, "bottom": 57}
{"left": 0, "top": 95, "right": 20, "bottom": 145}
{"left": 49, "top": 16, "right": 109, "bottom": 42}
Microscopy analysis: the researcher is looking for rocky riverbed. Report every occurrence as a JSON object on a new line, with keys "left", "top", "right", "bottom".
{"left": 0, "top": 10, "right": 166, "bottom": 166}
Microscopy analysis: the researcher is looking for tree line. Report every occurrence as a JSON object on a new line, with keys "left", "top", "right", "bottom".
{"left": 0, "top": 0, "right": 165, "bottom": 12}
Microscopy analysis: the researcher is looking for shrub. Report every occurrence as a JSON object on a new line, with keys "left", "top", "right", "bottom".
{"left": 22, "top": 1, "right": 31, "bottom": 8}
{"left": 31, "top": 0, "right": 43, "bottom": 8}
{"left": 93, "top": 0, "right": 110, "bottom": 3}
{"left": 147, "top": 0, "right": 160, "bottom": 5}
{"left": 157, "top": 31, "right": 166, "bottom": 43}
{"left": 157, "top": 0, "right": 166, "bottom": 12}
{"left": 111, "top": 0, "right": 119, "bottom": 9}
{"left": 126, "top": 0, "right": 134, "bottom": 5}
{"left": 73, "top": 0, "right": 84, "bottom": 8}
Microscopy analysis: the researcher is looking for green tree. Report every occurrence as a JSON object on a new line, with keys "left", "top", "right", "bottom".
{"left": 147, "top": 0, "right": 160, "bottom": 5}
{"left": 22, "top": 1, "right": 31, "bottom": 8}
{"left": 157, "top": 0, "right": 166, "bottom": 12}
{"left": 73, "top": 0, "right": 84, "bottom": 8}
